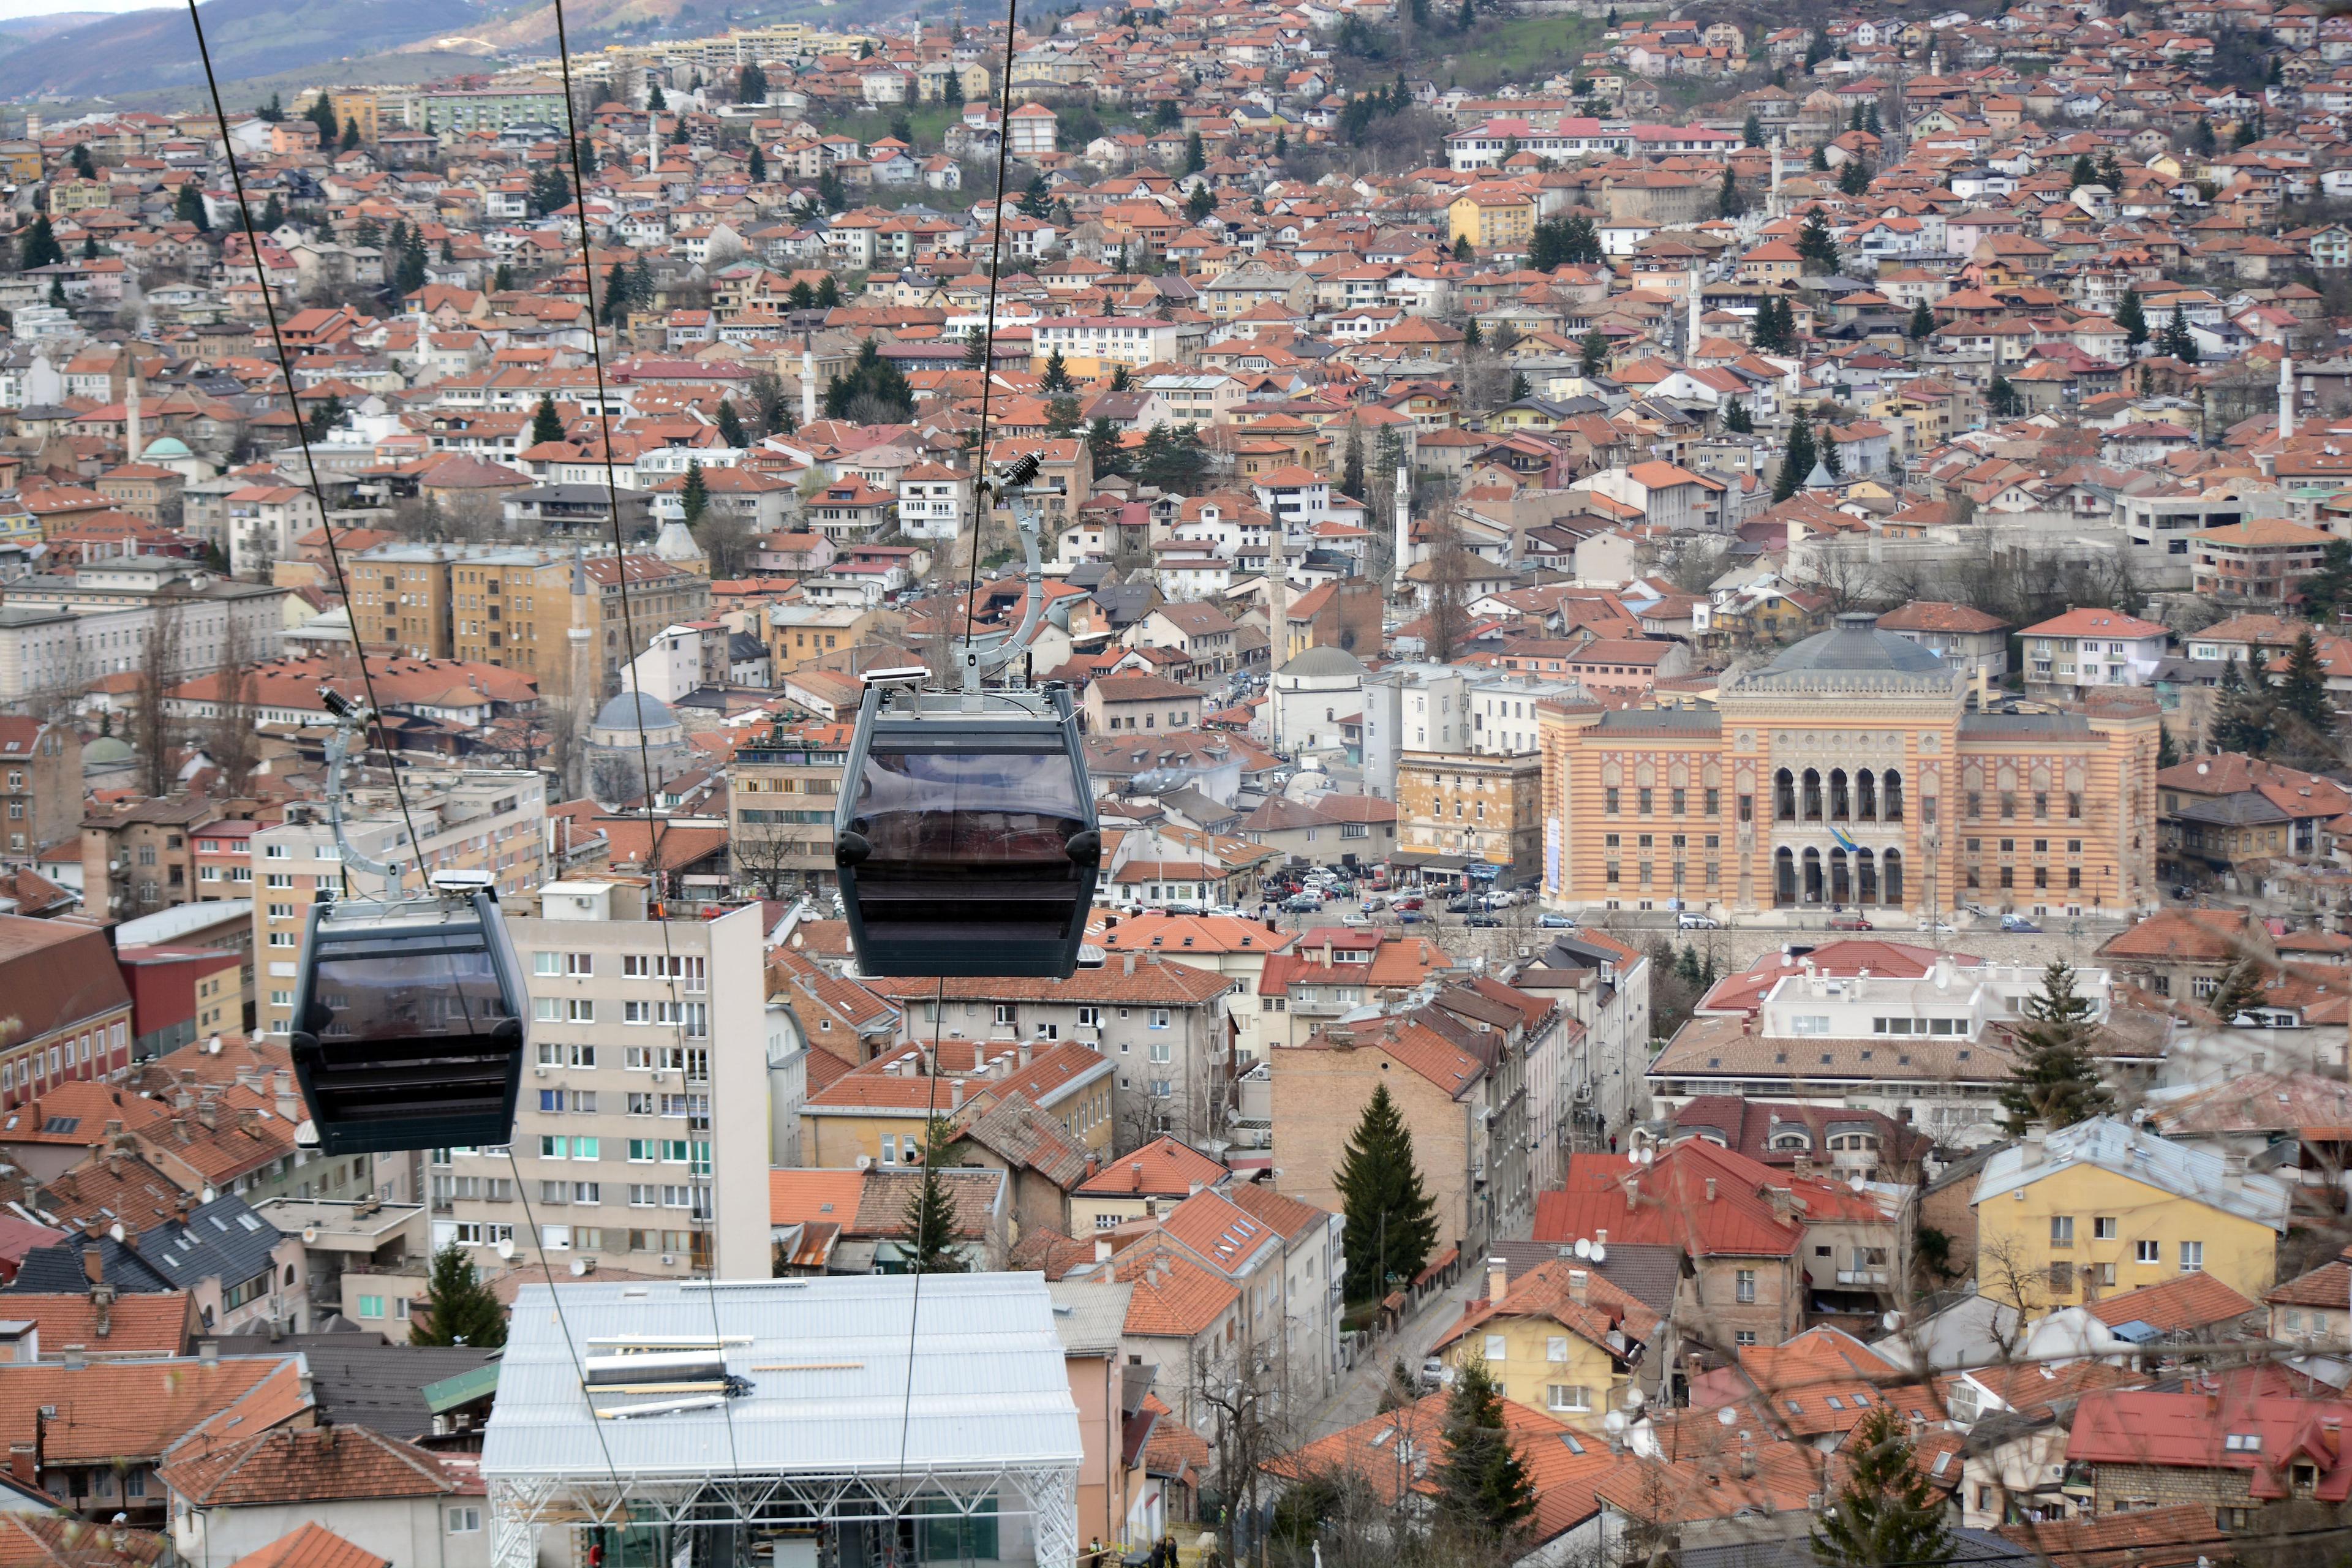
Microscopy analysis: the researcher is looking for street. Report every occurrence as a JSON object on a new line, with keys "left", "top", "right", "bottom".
{"left": 1306, "top": 1268, "right": 1488, "bottom": 1439}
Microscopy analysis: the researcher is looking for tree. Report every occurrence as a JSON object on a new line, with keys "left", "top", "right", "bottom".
{"left": 1811, "top": 1407, "right": 1952, "bottom": 1568}
{"left": 1039, "top": 349, "right": 1074, "bottom": 393}
{"left": 715, "top": 398, "right": 748, "bottom": 448}
{"left": 600, "top": 262, "right": 631, "bottom": 327}
{"left": 1999, "top": 961, "right": 2113, "bottom": 1134}
{"left": 304, "top": 91, "right": 338, "bottom": 142}
{"left": 647, "top": 82, "right": 668, "bottom": 111}
{"left": 747, "top": 143, "right": 767, "bottom": 183}
{"left": 1046, "top": 394, "right": 1082, "bottom": 437}
{"left": 2212, "top": 653, "right": 2277, "bottom": 757}
{"left": 1085, "top": 417, "right": 1128, "bottom": 481}
{"left": 942, "top": 69, "right": 963, "bottom": 106}
{"left": 1743, "top": 111, "right": 1763, "bottom": 147}
{"left": 530, "top": 395, "right": 566, "bottom": 447}
{"left": 1110, "top": 363, "right": 1132, "bottom": 393}
{"left": 1183, "top": 131, "right": 1205, "bottom": 175}
{"left": 1186, "top": 183, "right": 1216, "bottom": 223}
{"left": 2158, "top": 720, "right": 2181, "bottom": 769}
{"left": 748, "top": 371, "right": 790, "bottom": 437}
{"left": 1334, "top": 1083, "right": 1438, "bottom": 1303}
{"left": 1724, "top": 397, "right": 1753, "bottom": 434}
{"left": 1135, "top": 423, "right": 1209, "bottom": 494}
{"left": 173, "top": 184, "right": 209, "bottom": 232}
{"left": 900, "top": 1115, "right": 966, "bottom": 1272}
{"left": 1837, "top": 155, "right": 1870, "bottom": 195}
{"left": 1342, "top": 428, "right": 1365, "bottom": 499}
{"left": 2299, "top": 539, "right": 2352, "bottom": 621}
{"left": 1717, "top": 164, "right": 1743, "bottom": 217}
{"left": 70, "top": 143, "right": 94, "bottom": 180}
{"left": 2193, "top": 116, "right": 2218, "bottom": 156}
{"left": 397, "top": 225, "right": 427, "bottom": 293}
{"left": 2160, "top": 303, "right": 2199, "bottom": 363}
{"left": 631, "top": 257, "right": 657, "bottom": 309}
{"left": 1908, "top": 300, "right": 1936, "bottom": 340}
{"left": 2209, "top": 957, "right": 2267, "bottom": 1023}
{"left": 130, "top": 591, "right": 184, "bottom": 800}
{"left": 1796, "top": 208, "right": 1839, "bottom": 272}
{"left": 303, "top": 393, "right": 344, "bottom": 443}
{"left": 1819, "top": 426, "right": 1844, "bottom": 480}
{"left": 341, "top": 116, "right": 361, "bottom": 151}
{"left": 491, "top": 261, "right": 513, "bottom": 293}
{"left": 2116, "top": 287, "right": 2147, "bottom": 355}
{"left": 1508, "top": 370, "right": 1531, "bottom": 404}
{"left": 257, "top": 93, "right": 284, "bottom": 123}
{"left": 816, "top": 274, "right": 841, "bottom": 309}
{"left": 1434, "top": 1358, "right": 1537, "bottom": 1545}
{"left": 1773, "top": 410, "right": 1817, "bottom": 501}
{"left": 258, "top": 193, "right": 284, "bottom": 232}
{"left": 1987, "top": 374, "right": 2021, "bottom": 419}
{"left": 1463, "top": 314, "right": 1482, "bottom": 347}
{"left": 739, "top": 62, "right": 767, "bottom": 104}
{"left": 1751, "top": 296, "right": 1792, "bottom": 353}
{"left": 203, "top": 616, "right": 261, "bottom": 799}
{"left": 2070, "top": 153, "right": 2097, "bottom": 187}
{"left": 1457, "top": 0, "right": 1471, "bottom": 29}
{"left": 412, "top": 1241, "right": 508, "bottom": 1347}
{"left": 1579, "top": 327, "right": 1609, "bottom": 375}
{"left": 680, "top": 460, "right": 709, "bottom": 525}
{"left": 2277, "top": 627, "right": 2334, "bottom": 741}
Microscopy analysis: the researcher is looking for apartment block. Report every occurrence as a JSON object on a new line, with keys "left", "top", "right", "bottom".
{"left": 251, "top": 771, "right": 548, "bottom": 1039}
{"left": 726, "top": 718, "right": 850, "bottom": 897}
{"left": 434, "top": 881, "right": 771, "bottom": 1280}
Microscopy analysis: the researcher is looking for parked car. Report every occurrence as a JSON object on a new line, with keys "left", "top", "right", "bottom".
{"left": 1341, "top": 913, "right": 1374, "bottom": 929}
{"left": 1419, "top": 1357, "right": 1452, "bottom": 1390}
{"left": 1392, "top": 896, "right": 1425, "bottom": 912}
{"left": 1917, "top": 916, "right": 1956, "bottom": 934}
{"left": 1677, "top": 913, "right": 1721, "bottom": 930}
{"left": 1280, "top": 895, "right": 1322, "bottom": 913}
{"left": 2001, "top": 914, "right": 2042, "bottom": 933}
{"left": 1466, "top": 914, "right": 1502, "bottom": 928}
{"left": 1536, "top": 912, "right": 1574, "bottom": 929}
{"left": 1395, "top": 910, "right": 1425, "bottom": 924}
{"left": 1446, "top": 896, "right": 1476, "bottom": 914}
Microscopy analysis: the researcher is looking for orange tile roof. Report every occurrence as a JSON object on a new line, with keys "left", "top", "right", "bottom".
{"left": 0, "top": 1515, "right": 166, "bottom": 1568}
{"left": 0, "top": 1355, "right": 304, "bottom": 1464}
{"left": 1075, "top": 1135, "right": 1228, "bottom": 1198}
{"left": 0, "top": 1292, "right": 194, "bottom": 1356}
{"left": 158, "top": 1425, "right": 467, "bottom": 1506}
{"left": 2086, "top": 1270, "right": 2261, "bottom": 1333}
{"left": 1114, "top": 1248, "right": 1238, "bottom": 1338}
{"left": 767, "top": 1169, "right": 867, "bottom": 1227}
{"left": 224, "top": 1525, "right": 388, "bottom": 1568}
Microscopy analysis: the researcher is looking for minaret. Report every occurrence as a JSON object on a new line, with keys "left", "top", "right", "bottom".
{"left": 1686, "top": 265, "right": 1703, "bottom": 357}
{"left": 1267, "top": 522, "right": 1288, "bottom": 750}
{"left": 568, "top": 545, "right": 596, "bottom": 796}
{"left": 648, "top": 111, "right": 660, "bottom": 174}
{"left": 1769, "top": 135, "right": 1784, "bottom": 218}
{"left": 1392, "top": 461, "right": 1410, "bottom": 601}
{"left": 124, "top": 373, "right": 142, "bottom": 462}
{"left": 801, "top": 342, "right": 818, "bottom": 428}
{"left": 2280, "top": 352, "right": 2296, "bottom": 442}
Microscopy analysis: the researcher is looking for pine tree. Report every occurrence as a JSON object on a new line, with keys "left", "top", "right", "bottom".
{"left": 1086, "top": 417, "right": 1128, "bottom": 480}
{"left": 173, "top": 184, "right": 209, "bottom": 232}
{"left": 1717, "top": 165, "right": 1743, "bottom": 217}
{"left": 45, "top": 278, "right": 64, "bottom": 309}
{"left": 1041, "top": 350, "right": 1074, "bottom": 393}
{"left": 647, "top": 82, "right": 668, "bottom": 111}
{"left": 1837, "top": 156, "right": 1869, "bottom": 195}
{"left": 901, "top": 1115, "right": 966, "bottom": 1272}
{"left": 1579, "top": 327, "right": 1609, "bottom": 375}
{"left": 306, "top": 91, "right": 339, "bottom": 142}
{"left": 2208, "top": 958, "right": 2267, "bottom": 1024}
{"left": 1186, "top": 184, "right": 1216, "bottom": 223}
{"left": 1909, "top": 300, "right": 1935, "bottom": 340}
{"left": 341, "top": 116, "right": 361, "bottom": 151}
{"left": 2193, "top": 117, "right": 2217, "bottom": 156}
{"left": 739, "top": 62, "right": 767, "bottom": 104}
{"left": 1773, "top": 410, "right": 1816, "bottom": 501}
{"left": 1988, "top": 374, "right": 2019, "bottom": 419}
{"left": 747, "top": 143, "right": 767, "bottom": 183}
{"left": 398, "top": 225, "right": 427, "bottom": 293}
{"left": 2115, "top": 287, "right": 2147, "bottom": 356}
{"left": 20, "top": 216, "right": 61, "bottom": 271}
{"left": 79, "top": 233, "right": 97, "bottom": 261}
{"left": 1796, "top": 208, "right": 1838, "bottom": 273}
{"left": 1046, "top": 394, "right": 1082, "bottom": 437}
{"left": 2278, "top": 628, "right": 2332, "bottom": 734}
{"left": 680, "top": 459, "right": 709, "bottom": 523}
{"left": 1811, "top": 1408, "right": 1952, "bottom": 1568}
{"left": 1183, "top": 131, "right": 1205, "bottom": 175}
{"left": 1335, "top": 1083, "right": 1438, "bottom": 1303}
{"left": 491, "top": 262, "right": 514, "bottom": 293}
{"left": 412, "top": 1241, "right": 508, "bottom": 1346}
{"left": 1434, "top": 1359, "right": 1537, "bottom": 1544}
{"left": 1819, "top": 428, "right": 1844, "bottom": 480}
{"left": 631, "top": 257, "right": 657, "bottom": 309}
{"left": 601, "top": 262, "right": 631, "bottom": 326}
{"left": 2158, "top": 721, "right": 2180, "bottom": 769}
{"left": 1724, "top": 398, "right": 1752, "bottom": 434}
{"left": 530, "top": 395, "right": 565, "bottom": 447}
{"left": 1342, "top": 428, "right": 1365, "bottom": 499}
{"left": 1743, "top": 111, "right": 1763, "bottom": 147}
{"left": 2299, "top": 540, "right": 2352, "bottom": 621}
{"left": 70, "top": 143, "right": 93, "bottom": 180}
{"left": 1999, "top": 961, "right": 2113, "bottom": 1134}
{"left": 715, "top": 399, "right": 748, "bottom": 448}
{"left": 2069, "top": 153, "right": 2097, "bottom": 187}
{"left": 816, "top": 274, "right": 840, "bottom": 309}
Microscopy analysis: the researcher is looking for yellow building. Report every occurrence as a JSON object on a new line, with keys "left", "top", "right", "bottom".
{"left": 327, "top": 89, "right": 382, "bottom": 143}
{"left": 799, "top": 1040, "right": 1116, "bottom": 1169}
{"left": 1970, "top": 1117, "right": 2289, "bottom": 1311}
{"left": 1432, "top": 1257, "right": 1659, "bottom": 1427}
{"left": 1447, "top": 188, "right": 1537, "bottom": 254}
{"left": 1537, "top": 612, "right": 2161, "bottom": 919}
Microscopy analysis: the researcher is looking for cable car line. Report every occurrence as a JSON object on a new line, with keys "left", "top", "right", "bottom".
{"left": 963, "top": 0, "right": 1026, "bottom": 646}
{"left": 543, "top": 0, "right": 747, "bottom": 1485}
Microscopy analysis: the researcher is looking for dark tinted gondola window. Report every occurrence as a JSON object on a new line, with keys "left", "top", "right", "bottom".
{"left": 310, "top": 934, "right": 514, "bottom": 1045}
{"left": 855, "top": 743, "right": 1087, "bottom": 864}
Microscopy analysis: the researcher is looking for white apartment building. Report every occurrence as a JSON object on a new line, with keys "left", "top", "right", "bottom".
{"left": 253, "top": 772, "right": 548, "bottom": 1039}
{"left": 1028, "top": 317, "right": 1188, "bottom": 374}
{"left": 436, "top": 881, "right": 772, "bottom": 1280}
{"left": 0, "top": 567, "right": 287, "bottom": 704}
{"left": 1360, "top": 663, "right": 1466, "bottom": 801}
{"left": 1467, "top": 675, "right": 1582, "bottom": 759}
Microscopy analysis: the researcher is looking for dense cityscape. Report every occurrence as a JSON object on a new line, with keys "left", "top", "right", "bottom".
{"left": 0, "top": 0, "right": 2339, "bottom": 1565}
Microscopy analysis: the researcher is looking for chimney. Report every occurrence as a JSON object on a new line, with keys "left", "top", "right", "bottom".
{"left": 80, "top": 1248, "right": 101, "bottom": 1287}
{"left": 7, "top": 1445, "right": 31, "bottom": 1487}
{"left": 1017, "top": 1042, "right": 1031, "bottom": 1068}
{"left": 271, "top": 1069, "right": 298, "bottom": 1121}
{"left": 1623, "top": 1182, "right": 1638, "bottom": 1213}
{"left": 2022, "top": 1124, "right": 2048, "bottom": 1167}
{"left": 1487, "top": 1256, "right": 1508, "bottom": 1303}
{"left": 1704, "top": 1178, "right": 1717, "bottom": 1203}
{"left": 1793, "top": 1153, "right": 1815, "bottom": 1180}
{"left": 198, "top": 1340, "right": 218, "bottom": 1366}
{"left": 1095, "top": 1237, "right": 1112, "bottom": 1262}
{"left": 59, "top": 1349, "right": 83, "bottom": 1371}
{"left": 1124, "top": 953, "right": 1137, "bottom": 976}
{"left": 1568, "top": 1268, "right": 1589, "bottom": 1304}
{"left": 1738, "top": 1442, "right": 1755, "bottom": 1480}
{"left": 948, "top": 1080, "right": 963, "bottom": 1110}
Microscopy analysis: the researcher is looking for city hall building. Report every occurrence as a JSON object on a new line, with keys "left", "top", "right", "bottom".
{"left": 1537, "top": 614, "right": 2161, "bottom": 919}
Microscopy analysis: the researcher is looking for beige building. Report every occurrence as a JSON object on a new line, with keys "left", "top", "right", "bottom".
{"left": 251, "top": 771, "right": 548, "bottom": 1039}
{"left": 438, "top": 880, "right": 773, "bottom": 1279}
{"left": 1396, "top": 752, "right": 1542, "bottom": 883}
{"left": 726, "top": 718, "right": 850, "bottom": 897}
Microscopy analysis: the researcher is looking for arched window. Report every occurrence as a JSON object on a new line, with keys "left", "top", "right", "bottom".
{"left": 1856, "top": 769, "right": 1877, "bottom": 820}
{"left": 1828, "top": 769, "right": 1850, "bottom": 822}
{"left": 1883, "top": 848, "right": 1905, "bottom": 907}
{"left": 1856, "top": 848, "right": 1878, "bottom": 905}
{"left": 1776, "top": 846, "right": 1796, "bottom": 905}
{"left": 1883, "top": 769, "right": 1905, "bottom": 822}
{"left": 1829, "top": 848, "right": 1851, "bottom": 905}
{"left": 1775, "top": 768, "right": 1796, "bottom": 821}
{"left": 1802, "top": 846, "right": 1824, "bottom": 903}
{"left": 1802, "top": 769, "right": 1823, "bottom": 821}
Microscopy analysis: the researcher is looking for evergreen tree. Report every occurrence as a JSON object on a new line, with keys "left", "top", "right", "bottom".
{"left": 1796, "top": 208, "right": 1839, "bottom": 272}
{"left": 2208, "top": 958, "right": 2267, "bottom": 1024}
{"left": 1987, "top": 374, "right": 2019, "bottom": 419}
{"left": 680, "top": 459, "right": 709, "bottom": 524}
{"left": 1434, "top": 1359, "right": 1537, "bottom": 1544}
{"left": 412, "top": 1241, "right": 507, "bottom": 1346}
{"left": 790, "top": 280, "right": 818, "bottom": 311}
{"left": 530, "top": 395, "right": 566, "bottom": 447}
{"left": 1724, "top": 398, "right": 1752, "bottom": 434}
{"left": 1559, "top": 214, "right": 1600, "bottom": 263}
{"left": 173, "top": 184, "right": 209, "bottom": 232}
{"left": 1457, "top": 0, "right": 1471, "bottom": 28}
{"left": 601, "top": 262, "right": 631, "bottom": 326}
{"left": 2158, "top": 721, "right": 2180, "bottom": 769}
{"left": 1999, "top": 961, "right": 2113, "bottom": 1134}
{"left": 739, "top": 62, "right": 768, "bottom": 104}
{"left": 20, "top": 217, "right": 61, "bottom": 271}
{"left": 2116, "top": 287, "right": 2147, "bottom": 356}
{"left": 1463, "top": 314, "right": 1482, "bottom": 346}
{"left": 398, "top": 225, "right": 428, "bottom": 293}
{"left": 816, "top": 274, "right": 841, "bottom": 308}
{"left": 716, "top": 398, "right": 748, "bottom": 448}
{"left": 900, "top": 1115, "right": 966, "bottom": 1272}
{"left": 355, "top": 217, "right": 382, "bottom": 251}
{"left": 258, "top": 92, "right": 285, "bottom": 123}
{"left": 1509, "top": 370, "right": 1531, "bottom": 403}
{"left": 1865, "top": 102, "right": 1881, "bottom": 135}
{"left": 1186, "top": 183, "right": 1216, "bottom": 224}
{"left": 962, "top": 327, "right": 990, "bottom": 368}
{"left": 492, "top": 262, "right": 514, "bottom": 292}
{"left": 1183, "top": 131, "right": 1205, "bottom": 175}
{"left": 1717, "top": 165, "right": 1743, "bottom": 217}
{"left": 341, "top": 116, "right": 361, "bottom": 151}
{"left": 2069, "top": 153, "right": 2097, "bottom": 187}
{"left": 2193, "top": 117, "right": 2218, "bottom": 156}
{"left": 2162, "top": 303, "right": 2199, "bottom": 363}
{"left": 1335, "top": 1083, "right": 1438, "bottom": 1303}
{"left": 2278, "top": 628, "right": 2333, "bottom": 735}
{"left": 306, "top": 91, "right": 339, "bottom": 141}
{"left": 1743, "top": 111, "right": 1763, "bottom": 147}
{"left": 45, "top": 278, "right": 63, "bottom": 309}
{"left": 258, "top": 193, "right": 284, "bottom": 232}
{"left": 1908, "top": 300, "right": 1936, "bottom": 340}
{"left": 2299, "top": 539, "right": 2352, "bottom": 622}
{"left": 943, "top": 69, "right": 964, "bottom": 106}
{"left": 1809, "top": 141, "right": 1830, "bottom": 173}
{"left": 1020, "top": 172, "right": 1052, "bottom": 219}
{"left": 747, "top": 143, "right": 767, "bottom": 183}
{"left": 1837, "top": 156, "right": 1869, "bottom": 195}
{"left": 647, "top": 82, "right": 668, "bottom": 111}
{"left": 2212, "top": 654, "right": 2275, "bottom": 757}
{"left": 1046, "top": 394, "right": 1082, "bottom": 437}
{"left": 1819, "top": 427, "right": 1843, "bottom": 480}
{"left": 1342, "top": 428, "right": 1365, "bottom": 499}
{"left": 304, "top": 393, "right": 345, "bottom": 443}
{"left": 1086, "top": 417, "right": 1128, "bottom": 480}
{"left": 1811, "top": 1408, "right": 1951, "bottom": 1568}
{"left": 1773, "top": 410, "right": 1816, "bottom": 502}
{"left": 1578, "top": 327, "right": 1609, "bottom": 375}
{"left": 1040, "top": 350, "right": 1074, "bottom": 393}
{"left": 70, "top": 143, "right": 93, "bottom": 180}
{"left": 631, "top": 257, "right": 657, "bottom": 309}
{"left": 78, "top": 233, "right": 97, "bottom": 261}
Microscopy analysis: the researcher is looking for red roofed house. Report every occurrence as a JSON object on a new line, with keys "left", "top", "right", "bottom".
{"left": 156, "top": 1423, "right": 486, "bottom": 1568}
{"left": 2016, "top": 606, "right": 2169, "bottom": 696}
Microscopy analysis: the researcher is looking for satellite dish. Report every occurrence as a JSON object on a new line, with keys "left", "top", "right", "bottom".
{"left": 206, "top": 1036, "right": 223, "bottom": 1055}
{"left": 1717, "top": 1405, "right": 1738, "bottom": 1425}
{"left": 1574, "top": 1238, "right": 1593, "bottom": 1259}
{"left": 107, "top": 1223, "right": 123, "bottom": 1243}
{"left": 301, "top": 1226, "right": 318, "bottom": 1245}
{"left": 496, "top": 1238, "right": 515, "bottom": 1261}
{"left": 1882, "top": 1310, "right": 1903, "bottom": 1331}
{"left": 1850, "top": 1173, "right": 1866, "bottom": 1191}
{"left": 1624, "top": 1387, "right": 1645, "bottom": 1409}
{"left": 201, "top": 1187, "right": 216, "bottom": 1205}
{"left": 1603, "top": 1409, "right": 1629, "bottom": 1433}
{"left": 1627, "top": 1149, "right": 1642, "bottom": 1165}
{"left": 1641, "top": 1147, "right": 1656, "bottom": 1165}
{"left": 569, "top": 1258, "right": 588, "bottom": 1277}
{"left": 1591, "top": 1243, "right": 1607, "bottom": 1264}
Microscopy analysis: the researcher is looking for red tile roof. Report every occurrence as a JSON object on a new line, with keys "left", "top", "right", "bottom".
{"left": 1532, "top": 1144, "right": 1809, "bottom": 1259}
{"left": 1074, "top": 1135, "right": 1227, "bottom": 1198}
{"left": 158, "top": 1425, "right": 469, "bottom": 1506}
{"left": 224, "top": 1525, "right": 389, "bottom": 1568}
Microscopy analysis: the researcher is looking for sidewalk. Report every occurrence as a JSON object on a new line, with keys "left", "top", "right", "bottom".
{"left": 1306, "top": 1270, "right": 1481, "bottom": 1439}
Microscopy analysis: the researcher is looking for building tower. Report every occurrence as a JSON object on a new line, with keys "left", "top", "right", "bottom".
{"left": 802, "top": 341, "right": 818, "bottom": 428}
{"left": 124, "top": 374, "right": 142, "bottom": 462}
{"left": 1686, "top": 265, "right": 1703, "bottom": 356}
{"left": 1769, "top": 135, "right": 1784, "bottom": 218}
{"left": 2281, "top": 352, "right": 2296, "bottom": 442}
{"left": 1392, "top": 461, "right": 1411, "bottom": 601}
{"left": 1267, "top": 523, "right": 1289, "bottom": 752}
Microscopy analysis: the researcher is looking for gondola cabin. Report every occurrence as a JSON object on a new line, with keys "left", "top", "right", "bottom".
{"left": 287, "top": 873, "right": 527, "bottom": 1155}
{"left": 834, "top": 681, "right": 1100, "bottom": 978}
